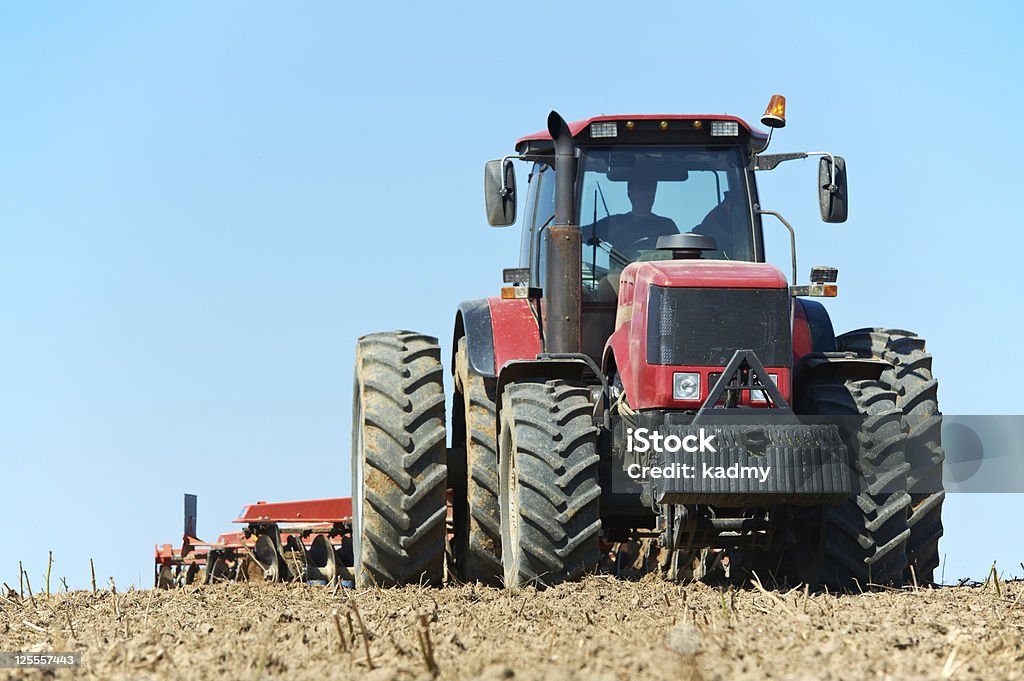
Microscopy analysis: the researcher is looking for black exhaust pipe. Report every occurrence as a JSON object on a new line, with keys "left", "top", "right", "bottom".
{"left": 545, "top": 111, "right": 582, "bottom": 354}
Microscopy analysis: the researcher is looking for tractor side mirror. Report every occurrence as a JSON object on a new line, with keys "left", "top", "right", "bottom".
{"left": 484, "top": 159, "right": 517, "bottom": 227}
{"left": 819, "top": 156, "right": 848, "bottom": 223}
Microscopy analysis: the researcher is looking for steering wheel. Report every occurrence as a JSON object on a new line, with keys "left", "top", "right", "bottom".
{"left": 621, "top": 235, "right": 662, "bottom": 259}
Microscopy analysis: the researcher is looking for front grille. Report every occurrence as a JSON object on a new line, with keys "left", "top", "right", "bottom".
{"left": 646, "top": 286, "right": 791, "bottom": 367}
{"left": 652, "top": 423, "right": 851, "bottom": 506}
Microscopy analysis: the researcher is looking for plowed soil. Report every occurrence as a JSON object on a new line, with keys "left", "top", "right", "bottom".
{"left": 2, "top": 576, "right": 1022, "bottom": 680}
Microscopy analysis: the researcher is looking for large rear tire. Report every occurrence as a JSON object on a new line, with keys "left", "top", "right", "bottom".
{"left": 498, "top": 380, "right": 601, "bottom": 589}
{"left": 452, "top": 338, "right": 502, "bottom": 584}
{"left": 351, "top": 331, "right": 447, "bottom": 587}
{"left": 838, "top": 328, "right": 944, "bottom": 583}
{"left": 797, "top": 379, "right": 911, "bottom": 590}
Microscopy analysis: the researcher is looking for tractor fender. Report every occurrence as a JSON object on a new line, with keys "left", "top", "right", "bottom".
{"left": 452, "top": 297, "right": 542, "bottom": 379}
{"left": 793, "top": 298, "right": 838, "bottom": 363}
{"left": 452, "top": 299, "right": 496, "bottom": 378}
{"left": 794, "top": 352, "right": 890, "bottom": 387}
{"left": 495, "top": 357, "right": 596, "bottom": 418}
{"left": 601, "top": 325, "right": 634, "bottom": 399}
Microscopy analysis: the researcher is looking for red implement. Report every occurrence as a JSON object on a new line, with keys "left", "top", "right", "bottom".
{"left": 233, "top": 497, "right": 352, "bottom": 524}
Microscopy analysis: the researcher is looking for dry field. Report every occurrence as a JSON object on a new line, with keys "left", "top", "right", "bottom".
{"left": 1, "top": 576, "right": 1022, "bottom": 680}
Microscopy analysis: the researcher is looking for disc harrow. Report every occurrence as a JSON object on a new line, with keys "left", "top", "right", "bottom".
{"left": 154, "top": 494, "right": 355, "bottom": 588}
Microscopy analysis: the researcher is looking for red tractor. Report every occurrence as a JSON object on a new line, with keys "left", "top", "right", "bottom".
{"left": 350, "top": 97, "right": 944, "bottom": 590}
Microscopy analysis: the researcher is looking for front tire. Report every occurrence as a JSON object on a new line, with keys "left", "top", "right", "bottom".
{"left": 351, "top": 331, "right": 447, "bottom": 587}
{"left": 795, "top": 379, "right": 911, "bottom": 590}
{"left": 498, "top": 380, "right": 601, "bottom": 589}
{"left": 838, "top": 329, "right": 945, "bottom": 583}
{"left": 452, "top": 337, "right": 503, "bottom": 584}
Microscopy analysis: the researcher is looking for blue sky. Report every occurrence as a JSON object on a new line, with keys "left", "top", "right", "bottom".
{"left": 1, "top": 2, "right": 1021, "bottom": 590}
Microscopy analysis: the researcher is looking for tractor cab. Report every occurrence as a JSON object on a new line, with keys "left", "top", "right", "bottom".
{"left": 506, "top": 116, "right": 769, "bottom": 362}
{"left": 512, "top": 115, "right": 768, "bottom": 271}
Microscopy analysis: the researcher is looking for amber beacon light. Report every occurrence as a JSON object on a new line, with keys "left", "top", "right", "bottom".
{"left": 761, "top": 94, "right": 787, "bottom": 128}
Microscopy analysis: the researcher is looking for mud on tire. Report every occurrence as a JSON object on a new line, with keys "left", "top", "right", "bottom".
{"left": 838, "top": 328, "right": 944, "bottom": 583}
{"left": 499, "top": 380, "right": 601, "bottom": 589}
{"left": 804, "top": 379, "right": 911, "bottom": 590}
{"left": 452, "top": 337, "right": 502, "bottom": 584}
{"left": 352, "top": 331, "right": 447, "bottom": 587}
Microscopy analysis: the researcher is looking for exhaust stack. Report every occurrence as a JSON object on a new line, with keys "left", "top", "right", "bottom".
{"left": 544, "top": 111, "right": 582, "bottom": 354}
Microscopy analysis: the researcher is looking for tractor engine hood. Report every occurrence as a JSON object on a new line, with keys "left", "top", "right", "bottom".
{"left": 606, "top": 259, "right": 792, "bottom": 411}
{"left": 620, "top": 260, "right": 789, "bottom": 292}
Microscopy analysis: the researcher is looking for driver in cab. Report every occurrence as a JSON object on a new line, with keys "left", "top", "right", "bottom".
{"left": 583, "top": 177, "right": 679, "bottom": 263}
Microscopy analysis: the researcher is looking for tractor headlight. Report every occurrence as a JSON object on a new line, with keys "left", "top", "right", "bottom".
{"left": 749, "top": 374, "right": 780, "bottom": 402}
{"left": 672, "top": 372, "right": 701, "bottom": 401}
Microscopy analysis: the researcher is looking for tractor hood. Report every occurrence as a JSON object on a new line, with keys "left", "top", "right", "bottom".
{"left": 621, "top": 260, "right": 789, "bottom": 292}
{"left": 605, "top": 259, "right": 793, "bottom": 412}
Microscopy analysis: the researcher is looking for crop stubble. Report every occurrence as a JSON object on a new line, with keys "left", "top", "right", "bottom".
{"left": 0, "top": 576, "right": 1021, "bottom": 680}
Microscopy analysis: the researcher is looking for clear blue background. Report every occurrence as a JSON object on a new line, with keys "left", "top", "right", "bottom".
{"left": 1, "top": 2, "right": 1021, "bottom": 591}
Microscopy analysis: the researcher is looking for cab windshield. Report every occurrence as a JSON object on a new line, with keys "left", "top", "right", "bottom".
{"left": 578, "top": 145, "right": 754, "bottom": 299}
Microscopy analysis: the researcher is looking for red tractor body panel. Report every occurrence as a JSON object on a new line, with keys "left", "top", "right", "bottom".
{"left": 487, "top": 297, "right": 542, "bottom": 375}
{"left": 605, "top": 260, "right": 791, "bottom": 410}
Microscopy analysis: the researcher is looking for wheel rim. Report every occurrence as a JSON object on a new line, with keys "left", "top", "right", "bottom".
{"left": 352, "top": 378, "right": 365, "bottom": 585}
{"left": 499, "top": 417, "right": 521, "bottom": 586}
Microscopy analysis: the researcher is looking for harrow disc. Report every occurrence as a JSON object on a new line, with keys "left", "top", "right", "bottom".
{"left": 307, "top": 534, "right": 337, "bottom": 583}
{"left": 252, "top": 534, "right": 281, "bottom": 582}
{"left": 208, "top": 555, "right": 230, "bottom": 583}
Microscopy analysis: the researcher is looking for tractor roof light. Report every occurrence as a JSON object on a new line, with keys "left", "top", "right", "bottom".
{"left": 761, "top": 94, "right": 787, "bottom": 129}
{"left": 590, "top": 121, "right": 618, "bottom": 138}
{"left": 711, "top": 120, "right": 739, "bottom": 136}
